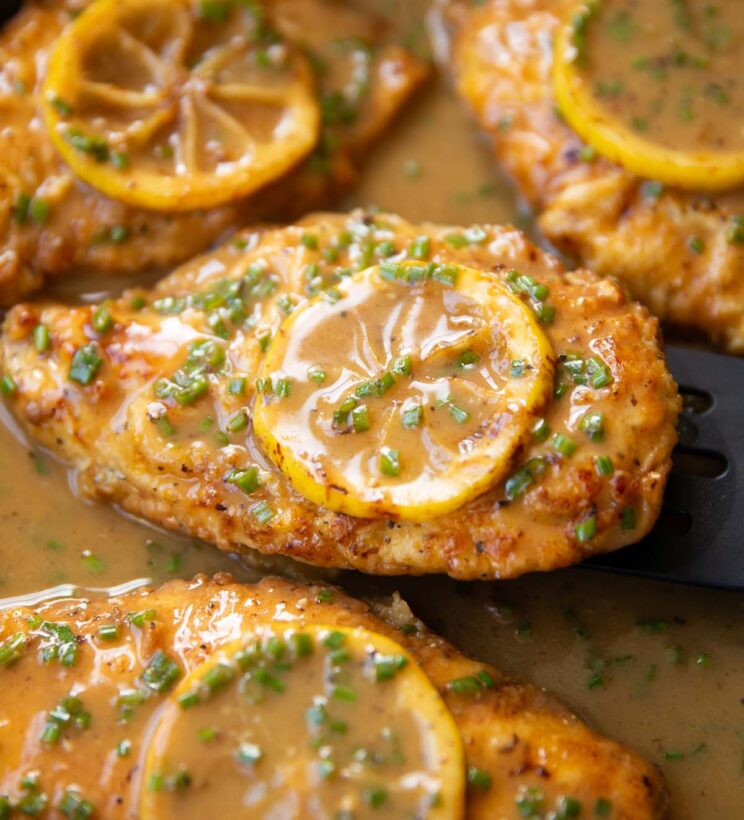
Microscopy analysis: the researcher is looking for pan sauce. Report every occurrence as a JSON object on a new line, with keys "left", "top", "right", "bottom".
{"left": 574, "top": 0, "right": 744, "bottom": 153}
{"left": 0, "top": 1, "right": 742, "bottom": 818}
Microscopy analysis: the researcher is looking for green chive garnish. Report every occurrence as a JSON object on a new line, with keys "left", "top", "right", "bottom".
{"left": 575, "top": 516, "right": 598, "bottom": 543}
{"left": 34, "top": 324, "right": 51, "bottom": 352}
{"left": 69, "top": 343, "right": 103, "bottom": 385}
{"left": 467, "top": 767, "right": 492, "bottom": 791}
{"left": 227, "top": 466, "right": 259, "bottom": 494}
{"left": 552, "top": 433, "right": 577, "bottom": 457}
{"left": 380, "top": 447, "right": 400, "bottom": 477}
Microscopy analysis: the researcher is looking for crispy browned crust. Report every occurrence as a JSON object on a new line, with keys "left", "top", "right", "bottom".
{"left": 0, "top": 0, "right": 429, "bottom": 304}
{"left": 0, "top": 211, "right": 680, "bottom": 579}
{"left": 436, "top": 0, "right": 744, "bottom": 353}
{"left": 0, "top": 574, "right": 671, "bottom": 817}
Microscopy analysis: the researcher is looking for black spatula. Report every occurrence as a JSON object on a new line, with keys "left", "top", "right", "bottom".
{"left": 587, "top": 345, "right": 743, "bottom": 590}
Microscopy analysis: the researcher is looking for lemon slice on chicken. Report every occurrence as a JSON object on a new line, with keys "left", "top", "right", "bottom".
{"left": 553, "top": 1, "right": 744, "bottom": 191}
{"left": 141, "top": 624, "right": 464, "bottom": 819}
{"left": 253, "top": 261, "right": 555, "bottom": 521}
{"left": 41, "top": 0, "right": 320, "bottom": 211}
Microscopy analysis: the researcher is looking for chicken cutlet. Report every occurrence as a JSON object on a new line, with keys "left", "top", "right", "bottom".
{"left": 0, "top": 211, "right": 680, "bottom": 578}
{"left": 0, "top": 574, "right": 670, "bottom": 818}
{"left": 0, "top": 0, "right": 428, "bottom": 304}
{"left": 435, "top": 0, "right": 744, "bottom": 353}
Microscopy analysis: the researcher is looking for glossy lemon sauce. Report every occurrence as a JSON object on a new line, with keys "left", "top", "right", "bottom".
{"left": 0, "top": 2, "right": 741, "bottom": 818}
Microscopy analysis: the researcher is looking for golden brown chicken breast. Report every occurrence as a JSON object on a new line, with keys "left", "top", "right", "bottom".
{"left": 0, "top": 211, "right": 680, "bottom": 578}
{"left": 435, "top": 0, "right": 744, "bottom": 353}
{"left": 0, "top": 574, "right": 670, "bottom": 818}
{"left": 0, "top": 0, "right": 428, "bottom": 304}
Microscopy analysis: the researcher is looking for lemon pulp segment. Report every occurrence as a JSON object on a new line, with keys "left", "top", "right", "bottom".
{"left": 41, "top": 0, "right": 320, "bottom": 211}
{"left": 141, "top": 624, "right": 464, "bottom": 819}
{"left": 252, "top": 261, "right": 555, "bottom": 521}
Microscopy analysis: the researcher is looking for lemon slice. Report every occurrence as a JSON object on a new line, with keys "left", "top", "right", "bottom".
{"left": 41, "top": 0, "right": 320, "bottom": 211}
{"left": 253, "top": 261, "right": 555, "bottom": 521}
{"left": 553, "top": 1, "right": 744, "bottom": 191}
{"left": 141, "top": 624, "right": 464, "bottom": 819}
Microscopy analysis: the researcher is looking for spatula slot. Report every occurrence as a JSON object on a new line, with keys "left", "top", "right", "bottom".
{"left": 678, "top": 386, "right": 713, "bottom": 415}
{"left": 653, "top": 508, "right": 692, "bottom": 536}
{"left": 671, "top": 446, "right": 728, "bottom": 478}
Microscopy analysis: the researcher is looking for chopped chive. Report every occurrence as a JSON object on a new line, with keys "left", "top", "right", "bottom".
{"left": 98, "top": 623, "right": 119, "bottom": 642}
{"left": 409, "top": 235, "right": 430, "bottom": 260}
{"left": 226, "top": 409, "right": 249, "bottom": 433}
{"left": 58, "top": 790, "right": 94, "bottom": 819}
{"left": 0, "top": 374, "right": 17, "bottom": 395}
{"left": 315, "top": 588, "right": 334, "bottom": 603}
{"left": 505, "top": 465, "right": 533, "bottom": 501}
{"left": 177, "top": 690, "right": 200, "bottom": 709}
{"left": 531, "top": 418, "right": 550, "bottom": 441}
{"left": 587, "top": 357, "right": 613, "bottom": 389}
{"left": 275, "top": 377, "right": 292, "bottom": 398}
{"left": 391, "top": 354, "right": 412, "bottom": 375}
{"left": 510, "top": 359, "right": 528, "bottom": 378}
{"left": 575, "top": 516, "right": 598, "bottom": 543}
{"left": 594, "top": 797, "right": 613, "bottom": 817}
{"left": 579, "top": 411, "right": 605, "bottom": 442}
{"left": 110, "top": 225, "right": 128, "bottom": 244}
{"left": 534, "top": 302, "right": 556, "bottom": 324}
{"left": 228, "top": 377, "right": 246, "bottom": 395}
{"left": 227, "top": 466, "right": 260, "bottom": 494}
{"left": 401, "top": 403, "right": 422, "bottom": 429}
{"left": 254, "top": 667, "right": 284, "bottom": 692}
{"left": 447, "top": 400, "right": 470, "bottom": 424}
{"left": 308, "top": 365, "right": 327, "bottom": 383}
{"left": 92, "top": 304, "right": 113, "bottom": 334}
{"left": 688, "top": 236, "right": 705, "bottom": 254}
{"left": 322, "top": 630, "right": 346, "bottom": 650}
{"left": 457, "top": 349, "right": 480, "bottom": 369}
{"left": 0, "top": 632, "right": 27, "bottom": 667}
{"left": 595, "top": 455, "right": 614, "bottom": 476}
{"left": 620, "top": 507, "right": 637, "bottom": 530}
{"left": 552, "top": 433, "right": 577, "bottom": 457}
{"left": 556, "top": 796, "right": 582, "bottom": 818}
{"left": 29, "top": 198, "right": 50, "bottom": 225}
{"left": 34, "top": 324, "right": 51, "bottom": 352}
{"left": 69, "top": 343, "right": 103, "bottom": 385}
{"left": 351, "top": 404, "right": 370, "bottom": 433}
{"left": 202, "top": 662, "right": 235, "bottom": 694}
{"left": 373, "top": 654, "right": 408, "bottom": 681}
{"left": 116, "top": 739, "right": 132, "bottom": 757}
{"left": 333, "top": 395, "right": 358, "bottom": 426}
{"left": 363, "top": 787, "right": 388, "bottom": 808}
{"left": 291, "top": 632, "right": 314, "bottom": 657}
{"left": 726, "top": 215, "right": 744, "bottom": 244}
{"left": 141, "top": 650, "right": 182, "bottom": 694}
{"left": 380, "top": 447, "right": 400, "bottom": 477}
{"left": 154, "top": 415, "right": 176, "bottom": 437}
{"left": 251, "top": 501, "right": 275, "bottom": 524}
{"left": 300, "top": 233, "right": 318, "bottom": 249}
{"left": 128, "top": 609, "right": 156, "bottom": 628}
{"left": 255, "top": 377, "right": 273, "bottom": 394}
{"left": 332, "top": 684, "right": 357, "bottom": 702}
{"left": 641, "top": 181, "right": 664, "bottom": 201}
{"left": 446, "top": 675, "right": 481, "bottom": 695}
{"left": 662, "top": 750, "right": 685, "bottom": 761}
{"left": 467, "top": 767, "right": 492, "bottom": 792}
{"left": 431, "top": 263, "right": 459, "bottom": 286}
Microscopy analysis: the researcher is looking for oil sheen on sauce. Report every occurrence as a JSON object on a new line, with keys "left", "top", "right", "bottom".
{"left": 0, "top": 1, "right": 741, "bottom": 818}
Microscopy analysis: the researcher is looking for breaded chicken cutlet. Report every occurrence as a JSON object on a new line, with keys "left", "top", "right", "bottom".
{"left": 0, "top": 574, "right": 670, "bottom": 817}
{"left": 0, "top": 211, "right": 680, "bottom": 579}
